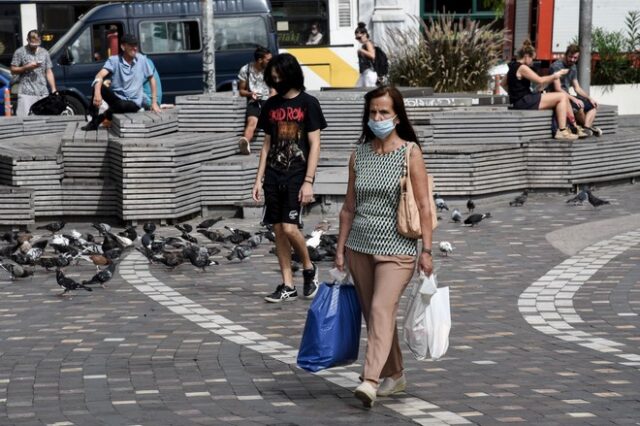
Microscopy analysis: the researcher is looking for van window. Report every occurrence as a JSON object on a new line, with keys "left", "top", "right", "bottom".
{"left": 68, "top": 23, "right": 124, "bottom": 64}
{"left": 215, "top": 16, "right": 269, "bottom": 51}
{"left": 139, "top": 21, "right": 201, "bottom": 54}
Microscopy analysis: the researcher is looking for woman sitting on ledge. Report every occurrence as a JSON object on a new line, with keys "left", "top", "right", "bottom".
{"left": 502, "top": 40, "right": 580, "bottom": 141}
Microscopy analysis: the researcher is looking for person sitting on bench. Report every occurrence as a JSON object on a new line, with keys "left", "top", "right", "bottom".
{"left": 82, "top": 34, "right": 160, "bottom": 131}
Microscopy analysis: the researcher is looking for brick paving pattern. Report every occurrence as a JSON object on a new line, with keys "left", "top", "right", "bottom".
{"left": 1, "top": 183, "right": 639, "bottom": 425}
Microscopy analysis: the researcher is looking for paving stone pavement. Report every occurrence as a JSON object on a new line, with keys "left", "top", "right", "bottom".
{"left": 1, "top": 183, "right": 640, "bottom": 425}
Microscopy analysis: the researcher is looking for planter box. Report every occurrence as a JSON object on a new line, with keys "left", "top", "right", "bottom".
{"left": 591, "top": 84, "right": 640, "bottom": 115}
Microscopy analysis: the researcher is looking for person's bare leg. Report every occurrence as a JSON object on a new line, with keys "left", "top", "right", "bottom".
{"left": 273, "top": 223, "right": 294, "bottom": 286}
{"left": 585, "top": 108, "right": 597, "bottom": 128}
{"left": 540, "top": 92, "right": 567, "bottom": 128}
{"left": 243, "top": 116, "right": 259, "bottom": 141}
{"left": 282, "top": 223, "right": 312, "bottom": 270}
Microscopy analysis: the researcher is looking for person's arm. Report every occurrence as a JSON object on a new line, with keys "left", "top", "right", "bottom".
{"left": 45, "top": 68, "right": 57, "bottom": 93}
{"left": 500, "top": 74, "right": 509, "bottom": 92}
{"left": 238, "top": 78, "right": 254, "bottom": 99}
{"left": 408, "top": 144, "right": 434, "bottom": 276}
{"left": 148, "top": 76, "right": 161, "bottom": 112}
{"left": 335, "top": 151, "right": 356, "bottom": 272}
{"left": 92, "top": 68, "right": 111, "bottom": 108}
{"left": 359, "top": 41, "right": 375, "bottom": 60}
{"left": 299, "top": 129, "right": 320, "bottom": 205}
{"left": 10, "top": 61, "right": 39, "bottom": 75}
{"left": 252, "top": 134, "right": 271, "bottom": 202}
{"left": 572, "top": 80, "right": 598, "bottom": 107}
{"left": 518, "top": 65, "right": 568, "bottom": 86}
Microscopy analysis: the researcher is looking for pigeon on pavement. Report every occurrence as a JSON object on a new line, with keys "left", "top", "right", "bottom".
{"left": 464, "top": 212, "right": 491, "bottom": 226}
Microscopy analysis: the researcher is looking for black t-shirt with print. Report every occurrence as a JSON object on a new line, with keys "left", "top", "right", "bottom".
{"left": 258, "top": 91, "right": 327, "bottom": 174}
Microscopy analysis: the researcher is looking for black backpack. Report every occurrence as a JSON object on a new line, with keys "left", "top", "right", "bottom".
{"left": 373, "top": 46, "right": 389, "bottom": 77}
{"left": 29, "top": 92, "right": 67, "bottom": 115}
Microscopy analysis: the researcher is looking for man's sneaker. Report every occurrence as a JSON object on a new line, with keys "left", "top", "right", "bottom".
{"left": 238, "top": 137, "right": 250, "bottom": 155}
{"left": 574, "top": 125, "right": 589, "bottom": 138}
{"left": 589, "top": 126, "right": 603, "bottom": 137}
{"left": 555, "top": 128, "right": 579, "bottom": 141}
{"left": 264, "top": 284, "right": 297, "bottom": 303}
{"left": 81, "top": 119, "right": 100, "bottom": 131}
{"left": 302, "top": 262, "right": 319, "bottom": 299}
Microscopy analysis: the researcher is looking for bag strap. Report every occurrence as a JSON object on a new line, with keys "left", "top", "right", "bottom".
{"left": 402, "top": 141, "right": 415, "bottom": 178}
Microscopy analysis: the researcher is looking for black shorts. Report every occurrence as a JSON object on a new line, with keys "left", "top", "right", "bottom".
{"left": 512, "top": 93, "right": 541, "bottom": 110}
{"left": 262, "top": 168, "right": 305, "bottom": 227}
{"left": 570, "top": 95, "right": 595, "bottom": 113}
{"left": 246, "top": 100, "right": 266, "bottom": 119}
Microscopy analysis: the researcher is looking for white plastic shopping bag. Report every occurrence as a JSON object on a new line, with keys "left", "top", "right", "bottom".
{"left": 419, "top": 273, "right": 438, "bottom": 296}
{"left": 403, "top": 275, "right": 451, "bottom": 360}
{"left": 425, "top": 286, "right": 450, "bottom": 360}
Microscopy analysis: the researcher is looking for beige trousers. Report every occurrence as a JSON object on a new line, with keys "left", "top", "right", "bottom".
{"left": 347, "top": 248, "right": 416, "bottom": 383}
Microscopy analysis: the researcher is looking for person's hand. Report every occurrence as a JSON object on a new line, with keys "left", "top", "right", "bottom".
{"left": 92, "top": 95, "right": 102, "bottom": 108}
{"left": 252, "top": 181, "right": 262, "bottom": 202}
{"left": 250, "top": 91, "right": 259, "bottom": 101}
{"left": 151, "top": 102, "right": 161, "bottom": 113}
{"left": 334, "top": 250, "right": 345, "bottom": 272}
{"left": 589, "top": 97, "right": 598, "bottom": 108}
{"left": 572, "top": 97, "right": 584, "bottom": 109}
{"left": 419, "top": 252, "right": 433, "bottom": 276}
{"left": 298, "top": 182, "right": 314, "bottom": 205}
{"left": 555, "top": 69, "right": 569, "bottom": 78}
{"left": 25, "top": 62, "right": 39, "bottom": 71}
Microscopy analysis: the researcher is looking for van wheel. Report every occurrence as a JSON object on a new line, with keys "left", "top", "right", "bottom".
{"left": 61, "top": 95, "right": 86, "bottom": 116}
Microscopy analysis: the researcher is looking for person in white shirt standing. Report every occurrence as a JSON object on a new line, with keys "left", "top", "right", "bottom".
{"left": 10, "top": 30, "right": 57, "bottom": 117}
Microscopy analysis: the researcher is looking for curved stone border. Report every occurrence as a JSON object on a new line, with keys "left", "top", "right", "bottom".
{"left": 518, "top": 230, "right": 640, "bottom": 368}
{"left": 119, "top": 251, "right": 470, "bottom": 425}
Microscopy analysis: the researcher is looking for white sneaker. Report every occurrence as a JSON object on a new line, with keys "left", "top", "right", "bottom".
{"left": 354, "top": 381, "right": 377, "bottom": 408}
{"left": 377, "top": 374, "right": 406, "bottom": 396}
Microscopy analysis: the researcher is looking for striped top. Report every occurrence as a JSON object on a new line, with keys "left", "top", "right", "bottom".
{"left": 346, "top": 142, "right": 418, "bottom": 256}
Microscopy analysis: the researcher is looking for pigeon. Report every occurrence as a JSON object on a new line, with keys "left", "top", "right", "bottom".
{"left": 83, "top": 262, "right": 116, "bottom": 288}
{"left": 0, "top": 263, "right": 34, "bottom": 280}
{"left": 196, "top": 216, "right": 224, "bottom": 230}
{"left": 197, "top": 229, "right": 226, "bottom": 243}
{"left": 183, "top": 245, "right": 218, "bottom": 271}
{"left": 143, "top": 222, "right": 157, "bottom": 234}
{"left": 256, "top": 228, "right": 276, "bottom": 243}
{"left": 56, "top": 268, "right": 92, "bottom": 296}
{"left": 566, "top": 187, "right": 589, "bottom": 205}
{"left": 466, "top": 198, "right": 475, "bottom": 213}
{"left": 36, "top": 221, "right": 66, "bottom": 234}
{"left": 587, "top": 190, "right": 610, "bottom": 208}
{"left": 80, "top": 254, "right": 112, "bottom": 270}
{"left": 37, "top": 253, "right": 72, "bottom": 271}
{"left": 119, "top": 226, "right": 138, "bottom": 242}
{"left": 305, "top": 230, "right": 325, "bottom": 249}
{"left": 224, "top": 226, "right": 251, "bottom": 244}
{"left": 509, "top": 190, "right": 529, "bottom": 207}
{"left": 246, "top": 234, "right": 263, "bottom": 248}
{"left": 92, "top": 223, "right": 112, "bottom": 234}
{"left": 439, "top": 241, "right": 454, "bottom": 256}
{"left": 156, "top": 250, "right": 184, "bottom": 269}
{"left": 226, "top": 245, "right": 252, "bottom": 262}
{"left": 180, "top": 232, "right": 198, "bottom": 244}
{"left": 451, "top": 208, "right": 463, "bottom": 223}
{"left": 175, "top": 223, "right": 193, "bottom": 234}
{"left": 464, "top": 212, "right": 491, "bottom": 226}
{"left": 434, "top": 193, "right": 449, "bottom": 211}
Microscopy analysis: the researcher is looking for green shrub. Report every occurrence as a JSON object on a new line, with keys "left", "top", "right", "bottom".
{"left": 386, "top": 15, "right": 504, "bottom": 92}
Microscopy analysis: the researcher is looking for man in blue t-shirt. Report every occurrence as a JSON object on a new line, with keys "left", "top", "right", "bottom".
{"left": 548, "top": 44, "right": 602, "bottom": 136}
{"left": 82, "top": 34, "right": 161, "bottom": 131}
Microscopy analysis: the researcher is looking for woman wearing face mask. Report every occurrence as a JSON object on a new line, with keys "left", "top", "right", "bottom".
{"left": 305, "top": 22, "right": 323, "bottom": 45}
{"left": 252, "top": 53, "right": 327, "bottom": 303}
{"left": 335, "top": 85, "right": 434, "bottom": 408}
{"left": 354, "top": 22, "right": 377, "bottom": 87}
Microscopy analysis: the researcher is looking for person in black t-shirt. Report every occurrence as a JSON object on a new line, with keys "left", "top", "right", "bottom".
{"left": 252, "top": 53, "right": 327, "bottom": 303}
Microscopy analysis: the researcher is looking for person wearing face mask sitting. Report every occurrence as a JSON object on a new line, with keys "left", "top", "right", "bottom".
{"left": 10, "top": 30, "right": 57, "bottom": 117}
{"left": 305, "top": 23, "right": 323, "bottom": 45}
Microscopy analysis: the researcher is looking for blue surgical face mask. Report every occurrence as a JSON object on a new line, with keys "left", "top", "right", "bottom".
{"left": 368, "top": 115, "right": 397, "bottom": 139}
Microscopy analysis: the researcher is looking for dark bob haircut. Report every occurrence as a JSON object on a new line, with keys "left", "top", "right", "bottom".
{"left": 264, "top": 53, "right": 305, "bottom": 92}
{"left": 358, "top": 85, "right": 420, "bottom": 147}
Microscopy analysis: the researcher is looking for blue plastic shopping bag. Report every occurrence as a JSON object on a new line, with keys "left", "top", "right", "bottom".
{"left": 297, "top": 277, "right": 361, "bottom": 372}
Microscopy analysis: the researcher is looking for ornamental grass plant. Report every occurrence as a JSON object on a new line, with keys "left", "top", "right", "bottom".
{"left": 387, "top": 15, "right": 504, "bottom": 92}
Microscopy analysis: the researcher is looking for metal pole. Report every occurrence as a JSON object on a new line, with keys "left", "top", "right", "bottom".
{"left": 202, "top": 0, "right": 216, "bottom": 94}
{"left": 578, "top": 0, "right": 592, "bottom": 92}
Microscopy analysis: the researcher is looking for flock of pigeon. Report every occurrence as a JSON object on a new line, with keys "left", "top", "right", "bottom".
{"left": 0, "top": 187, "right": 611, "bottom": 295}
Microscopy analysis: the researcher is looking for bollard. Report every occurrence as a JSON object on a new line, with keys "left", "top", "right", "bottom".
{"left": 3, "top": 87, "right": 11, "bottom": 117}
